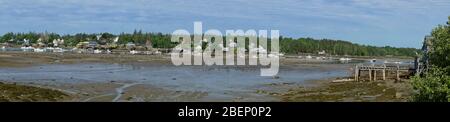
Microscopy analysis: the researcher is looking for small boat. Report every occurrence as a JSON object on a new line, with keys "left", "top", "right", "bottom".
{"left": 34, "top": 48, "right": 45, "bottom": 52}
{"left": 21, "top": 46, "right": 34, "bottom": 50}
{"left": 339, "top": 58, "right": 350, "bottom": 61}
{"left": 94, "top": 49, "right": 103, "bottom": 54}
{"left": 20, "top": 46, "right": 34, "bottom": 52}
{"left": 130, "top": 50, "right": 139, "bottom": 55}
{"left": 154, "top": 51, "right": 162, "bottom": 55}
{"left": 53, "top": 47, "right": 64, "bottom": 53}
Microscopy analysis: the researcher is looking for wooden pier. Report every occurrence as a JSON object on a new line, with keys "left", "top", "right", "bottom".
{"left": 354, "top": 64, "right": 414, "bottom": 81}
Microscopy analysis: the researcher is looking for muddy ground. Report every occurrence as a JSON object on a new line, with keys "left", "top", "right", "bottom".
{"left": 259, "top": 79, "right": 413, "bottom": 102}
{"left": 0, "top": 51, "right": 414, "bottom": 102}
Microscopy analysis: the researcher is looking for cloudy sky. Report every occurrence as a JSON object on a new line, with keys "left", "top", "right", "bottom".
{"left": 0, "top": 0, "right": 449, "bottom": 48}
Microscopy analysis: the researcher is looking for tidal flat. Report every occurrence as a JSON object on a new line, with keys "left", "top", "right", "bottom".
{"left": 0, "top": 51, "right": 412, "bottom": 102}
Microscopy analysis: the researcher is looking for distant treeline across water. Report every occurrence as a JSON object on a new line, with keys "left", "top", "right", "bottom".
{"left": 0, "top": 31, "right": 419, "bottom": 57}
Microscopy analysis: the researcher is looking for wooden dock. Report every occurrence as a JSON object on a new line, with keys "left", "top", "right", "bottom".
{"left": 354, "top": 64, "right": 414, "bottom": 81}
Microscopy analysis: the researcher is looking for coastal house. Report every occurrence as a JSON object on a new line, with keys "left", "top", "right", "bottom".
{"left": 76, "top": 41, "right": 89, "bottom": 48}
{"left": 88, "top": 41, "right": 98, "bottom": 48}
{"left": 36, "top": 38, "right": 46, "bottom": 47}
{"left": 52, "top": 39, "right": 64, "bottom": 47}
{"left": 318, "top": 50, "right": 326, "bottom": 55}
{"left": 23, "top": 39, "right": 31, "bottom": 46}
{"left": 126, "top": 42, "right": 136, "bottom": 50}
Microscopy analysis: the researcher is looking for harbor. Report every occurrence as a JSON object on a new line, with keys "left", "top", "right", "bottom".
{"left": 0, "top": 50, "right": 414, "bottom": 102}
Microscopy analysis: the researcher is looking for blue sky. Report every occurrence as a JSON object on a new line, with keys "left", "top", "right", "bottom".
{"left": 0, "top": 0, "right": 449, "bottom": 48}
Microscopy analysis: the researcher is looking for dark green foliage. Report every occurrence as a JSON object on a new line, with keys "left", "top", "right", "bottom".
{"left": 0, "top": 82, "right": 68, "bottom": 102}
{"left": 428, "top": 17, "right": 450, "bottom": 73}
{"left": 412, "top": 67, "right": 450, "bottom": 102}
{"left": 280, "top": 37, "right": 418, "bottom": 56}
{"left": 412, "top": 16, "right": 450, "bottom": 102}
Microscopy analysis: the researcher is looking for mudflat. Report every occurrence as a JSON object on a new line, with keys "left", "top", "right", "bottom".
{"left": 0, "top": 51, "right": 412, "bottom": 102}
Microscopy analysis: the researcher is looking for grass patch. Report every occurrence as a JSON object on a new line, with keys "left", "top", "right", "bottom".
{"left": 0, "top": 82, "right": 68, "bottom": 102}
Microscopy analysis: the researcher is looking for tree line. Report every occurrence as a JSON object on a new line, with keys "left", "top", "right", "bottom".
{"left": 0, "top": 30, "right": 418, "bottom": 57}
{"left": 280, "top": 37, "right": 418, "bottom": 56}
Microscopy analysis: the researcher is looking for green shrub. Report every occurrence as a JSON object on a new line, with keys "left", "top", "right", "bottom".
{"left": 412, "top": 67, "right": 450, "bottom": 102}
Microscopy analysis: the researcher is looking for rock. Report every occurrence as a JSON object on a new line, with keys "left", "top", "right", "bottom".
{"left": 256, "top": 90, "right": 267, "bottom": 94}
{"left": 395, "top": 92, "right": 403, "bottom": 99}
{"left": 172, "top": 78, "right": 177, "bottom": 80}
{"left": 382, "top": 89, "right": 387, "bottom": 92}
{"left": 272, "top": 76, "right": 280, "bottom": 79}
{"left": 269, "top": 93, "right": 280, "bottom": 96}
{"left": 126, "top": 97, "right": 133, "bottom": 100}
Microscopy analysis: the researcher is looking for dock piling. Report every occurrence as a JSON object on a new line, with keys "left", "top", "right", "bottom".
{"left": 354, "top": 64, "right": 410, "bottom": 82}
